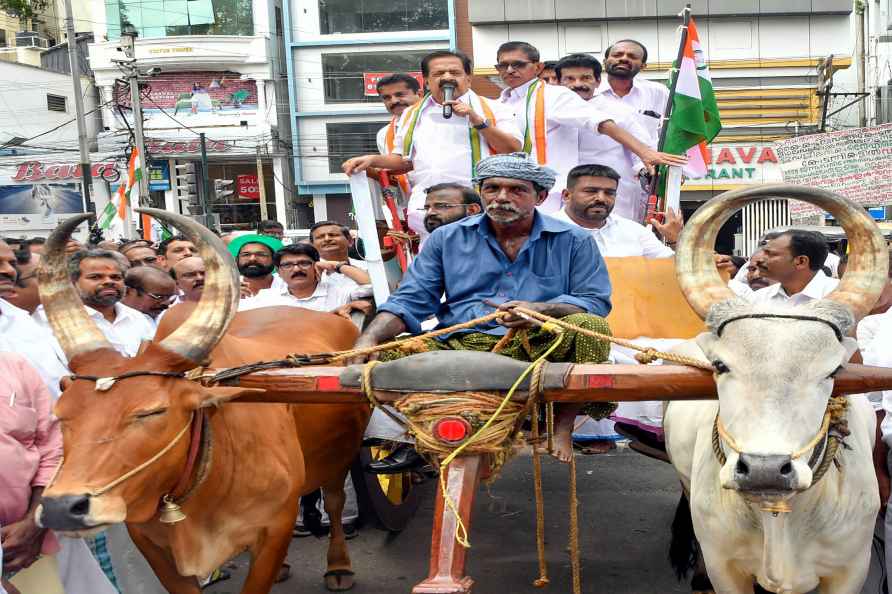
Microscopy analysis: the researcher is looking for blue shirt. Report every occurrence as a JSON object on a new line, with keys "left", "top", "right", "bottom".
{"left": 378, "top": 212, "right": 612, "bottom": 336}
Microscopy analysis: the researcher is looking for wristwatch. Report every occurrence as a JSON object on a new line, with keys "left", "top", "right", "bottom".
{"left": 335, "top": 262, "right": 345, "bottom": 273}
{"left": 473, "top": 119, "right": 489, "bottom": 130}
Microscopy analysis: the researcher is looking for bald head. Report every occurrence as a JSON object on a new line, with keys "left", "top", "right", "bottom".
{"left": 171, "top": 256, "right": 205, "bottom": 302}
{"left": 123, "top": 265, "right": 177, "bottom": 318}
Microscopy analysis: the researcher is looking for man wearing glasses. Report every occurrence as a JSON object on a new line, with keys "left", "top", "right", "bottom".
{"left": 494, "top": 41, "right": 685, "bottom": 213}
{"left": 122, "top": 266, "right": 178, "bottom": 327}
{"left": 421, "top": 183, "right": 482, "bottom": 234}
{"left": 240, "top": 244, "right": 370, "bottom": 319}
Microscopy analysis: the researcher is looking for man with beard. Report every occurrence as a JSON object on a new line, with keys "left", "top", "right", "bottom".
{"left": 599, "top": 40, "right": 669, "bottom": 147}
{"left": 557, "top": 53, "right": 665, "bottom": 222}
{"left": 422, "top": 183, "right": 482, "bottom": 234}
{"left": 228, "top": 234, "right": 285, "bottom": 297}
{"left": 33, "top": 250, "right": 153, "bottom": 358}
{"left": 552, "top": 163, "right": 680, "bottom": 257}
{"left": 349, "top": 153, "right": 612, "bottom": 463}
{"left": 170, "top": 256, "right": 206, "bottom": 303}
{"left": 122, "top": 266, "right": 177, "bottom": 327}
{"left": 343, "top": 50, "right": 522, "bottom": 237}
{"left": 494, "top": 41, "right": 685, "bottom": 213}
{"left": 240, "top": 244, "right": 369, "bottom": 319}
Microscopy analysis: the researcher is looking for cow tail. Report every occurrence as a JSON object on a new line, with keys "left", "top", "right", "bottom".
{"left": 668, "top": 491, "right": 698, "bottom": 581}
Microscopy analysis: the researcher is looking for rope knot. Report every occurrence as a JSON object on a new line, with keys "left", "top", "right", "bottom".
{"left": 634, "top": 348, "right": 660, "bottom": 365}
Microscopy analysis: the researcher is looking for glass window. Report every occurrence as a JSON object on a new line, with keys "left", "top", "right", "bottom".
{"left": 322, "top": 50, "right": 428, "bottom": 104}
{"left": 105, "top": 0, "right": 254, "bottom": 39}
{"left": 326, "top": 122, "right": 386, "bottom": 173}
{"left": 319, "top": 0, "right": 448, "bottom": 35}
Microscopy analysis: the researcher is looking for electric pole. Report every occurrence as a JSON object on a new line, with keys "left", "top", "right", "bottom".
{"left": 256, "top": 144, "right": 268, "bottom": 220}
{"left": 63, "top": 0, "right": 92, "bottom": 208}
{"left": 119, "top": 30, "right": 150, "bottom": 207}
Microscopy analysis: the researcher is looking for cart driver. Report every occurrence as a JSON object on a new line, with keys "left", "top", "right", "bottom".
{"left": 349, "top": 152, "right": 613, "bottom": 463}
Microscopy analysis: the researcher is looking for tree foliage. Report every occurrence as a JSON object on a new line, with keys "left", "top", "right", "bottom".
{"left": 0, "top": 0, "right": 48, "bottom": 21}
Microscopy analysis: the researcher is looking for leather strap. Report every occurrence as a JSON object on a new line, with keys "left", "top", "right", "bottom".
{"left": 168, "top": 410, "right": 206, "bottom": 502}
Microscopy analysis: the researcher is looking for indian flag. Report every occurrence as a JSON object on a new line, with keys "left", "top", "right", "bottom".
{"left": 99, "top": 147, "right": 142, "bottom": 239}
{"left": 661, "top": 16, "right": 721, "bottom": 180}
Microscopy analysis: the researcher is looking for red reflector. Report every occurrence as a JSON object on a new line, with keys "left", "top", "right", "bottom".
{"left": 317, "top": 376, "right": 341, "bottom": 391}
{"left": 433, "top": 417, "right": 470, "bottom": 444}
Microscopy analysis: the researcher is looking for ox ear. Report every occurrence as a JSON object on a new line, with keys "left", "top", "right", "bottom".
{"left": 694, "top": 332, "right": 718, "bottom": 360}
{"left": 194, "top": 386, "right": 266, "bottom": 409}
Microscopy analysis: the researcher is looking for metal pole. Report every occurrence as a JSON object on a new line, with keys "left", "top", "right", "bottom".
{"left": 128, "top": 69, "right": 149, "bottom": 206}
{"left": 256, "top": 145, "right": 268, "bottom": 220}
{"left": 199, "top": 132, "right": 211, "bottom": 217}
{"left": 63, "top": 0, "right": 92, "bottom": 209}
{"left": 855, "top": 2, "right": 867, "bottom": 127}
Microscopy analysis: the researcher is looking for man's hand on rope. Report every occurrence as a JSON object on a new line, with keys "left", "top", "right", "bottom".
{"left": 497, "top": 301, "right": 545, "bottom": 329}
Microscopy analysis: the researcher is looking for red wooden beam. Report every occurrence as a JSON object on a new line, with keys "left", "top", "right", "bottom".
{"left": 217, "top": 363, "right": 892, "bottom": 405}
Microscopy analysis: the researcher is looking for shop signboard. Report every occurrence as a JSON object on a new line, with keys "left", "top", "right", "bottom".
{"left": 776, "top": 123, "right": 892, "bottom": 221}
{"left": 237, "top": 174, "right": 259, "bottom": 199}
{"left": 362, "top": 71, "right": 424, "bottom": 96}
{"left": 682, "top": 144, "right": 782, "bottom": 189}
{"left": 148, "top": 162, "right": 171, "bottom": 191}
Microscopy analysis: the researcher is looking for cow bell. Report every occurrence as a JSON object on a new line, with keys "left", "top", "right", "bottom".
{"left": 159, "top": 495, "right": 186, "bottom": 524}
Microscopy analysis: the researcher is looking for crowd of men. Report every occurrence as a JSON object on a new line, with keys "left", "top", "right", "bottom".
{"left": 3, "top": 38, "right": 892, "bottom": 594}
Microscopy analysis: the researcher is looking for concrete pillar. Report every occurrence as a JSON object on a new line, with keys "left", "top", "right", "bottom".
{"left": 312, "top": 193, "right": 327, "bottom": 222}
{"left": 273, "top": 156, "right": 288, "bottom": 227}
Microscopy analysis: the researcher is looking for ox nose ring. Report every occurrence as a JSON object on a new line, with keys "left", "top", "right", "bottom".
{"left": 733, "top": 453, "right": 797, "bottom": 492}
{"left": 40, "top": 495, "right": 93, "bottom": 531}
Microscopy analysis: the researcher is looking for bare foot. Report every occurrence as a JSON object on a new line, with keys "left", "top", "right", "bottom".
{"left": 551, "top": 403, "right": 581, "bottom": 463}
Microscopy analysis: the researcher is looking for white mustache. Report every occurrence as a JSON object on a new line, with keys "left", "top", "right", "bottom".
{"left": 486, "top": 203, "right": 521, "bottom": 214}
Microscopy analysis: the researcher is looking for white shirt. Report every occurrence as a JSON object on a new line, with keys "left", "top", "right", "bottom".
{"left": 324, "top": 257, "right": 366, "bottom": 291}
{"left": 597, "top": 77, "right": 669, "bottom": 146}
{"left": 728, "top": 278, "right": 754, "bottom": 298}
{"left": 747, "top": 271, "right": 839, "bottom": 306}
{"left": 33, "top": 302, "right": 155, "bottom": 360}
{"left": 393, "top": 90, "right": 521, "bottom": 235}
{"left": 857, "top": 312, "right": 887, "bottom": 414}
{"left": 0, "top": 298, "right": 69, "bottom": 399}
{"left": 376, "top": 122, "right": 394, "bottom": 155}
{"left": 499, "top": 79, "right": 610, "bottom": 212}
{"left": 578, "top": 94, "right": 651, "bottom": 221}
{"left": 239, "top": 277, "right": 357, "bottom": 313}
{"left": 551, "top": 209, "right": 674, "bottom": 258}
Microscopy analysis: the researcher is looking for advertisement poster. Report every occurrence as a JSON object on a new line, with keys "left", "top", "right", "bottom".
{"left": 775, "top": 123, "right": 892, "bottom": 221}
{"left": 237, "top": 174, "right": 259, "bottom": 199}
{"left": 0, "top": 183, "right": 85, "bottom": 228}
{"left": 148, "top": 162, "right": 171, "bottom": 191}
{"left": 114, "top": 71, "right": 258, "bottom": 130}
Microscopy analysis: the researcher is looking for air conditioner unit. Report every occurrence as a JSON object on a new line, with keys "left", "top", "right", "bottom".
{"left": 877, "top": 81, "right": 892, "bottom": 125}
{"left": 15, "top": 32, "right": 49, "bottom": 48}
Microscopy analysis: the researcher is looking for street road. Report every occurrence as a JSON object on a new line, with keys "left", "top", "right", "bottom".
{"left": 208, "top": 447, "right": 688, "bottom": 594}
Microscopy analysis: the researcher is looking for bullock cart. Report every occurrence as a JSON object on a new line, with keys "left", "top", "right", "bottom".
{"left": 209, "top": 185, "right": 892, "bottom": 594}
{"left": 35, "top": 185, "right": 892, "bottom": 594}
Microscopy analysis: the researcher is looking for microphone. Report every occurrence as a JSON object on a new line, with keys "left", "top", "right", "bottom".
{"left": 442, "top": 82, "right": 456, "bottom": 119}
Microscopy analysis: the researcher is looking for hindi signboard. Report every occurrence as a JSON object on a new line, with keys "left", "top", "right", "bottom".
{"left": 775, "top": 123, "right": 892, "bottom": 221}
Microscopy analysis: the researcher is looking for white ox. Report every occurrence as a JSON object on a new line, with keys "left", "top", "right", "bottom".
{"left": 663, "top": 185, "right": 889, "bottom": 594}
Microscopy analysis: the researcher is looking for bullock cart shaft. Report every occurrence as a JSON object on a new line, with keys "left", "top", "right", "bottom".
{"left": 217, "top": 363, "right": 892, "bottom": 404}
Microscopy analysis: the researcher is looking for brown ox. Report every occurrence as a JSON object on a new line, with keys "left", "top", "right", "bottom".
{"left": 36, "top": 209, "right": 369, "bottom": 593}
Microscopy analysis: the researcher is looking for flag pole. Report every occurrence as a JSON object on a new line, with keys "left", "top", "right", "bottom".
{"left": 647, "top": 4, "right": 691, "bottom": 216}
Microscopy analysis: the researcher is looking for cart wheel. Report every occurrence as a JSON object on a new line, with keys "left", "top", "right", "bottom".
{"left": 351, "top": 445, "right": 422, "bottom": 532}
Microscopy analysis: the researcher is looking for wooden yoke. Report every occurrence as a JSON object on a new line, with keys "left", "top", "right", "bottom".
{"left": 222, "top": 363, "right": 892, "bottom": 404}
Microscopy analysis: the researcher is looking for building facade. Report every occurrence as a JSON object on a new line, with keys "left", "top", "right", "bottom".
{"left": 0, "top": 58, "right": 103, "bottom": 238}
{"left": 284, "top": 0, "right": 456, "bottom": 226}
{"left": 85, "top": 0, "right": 294, "bottom": 234}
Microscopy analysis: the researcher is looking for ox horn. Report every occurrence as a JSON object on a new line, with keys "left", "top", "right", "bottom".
{"left": 37, "top": 214, "right": 114, "bottom": 361}
{"left": 137, "top": 208, "right": 239, "bottom": 363}
{"left": 676, "top": 184, "right": 888, "bottom": 322}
